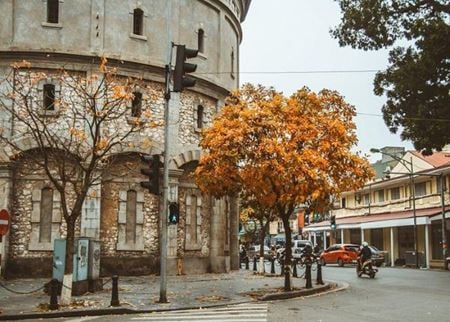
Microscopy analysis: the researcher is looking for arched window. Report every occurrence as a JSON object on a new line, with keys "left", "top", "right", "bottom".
{"left": 133, "top": 8, "right": 144, "bottom": 35}
{"left": 131, "top": 92, "right": 142, "bottom": 117}
{"left": 47, "top": 0, "right": 59, "bottom": 24}
{"left": 126, "top": 190, "right": 137, "bottom": 243}
{"left": 39, "top": 187, "right": 53, "bottom": 243}
{"left": 196, "top": 105, "right": 204, "bottom": 129}
{"left": 43, "top": 84, "right": 55, "bottom": 110}
{"left": 198, "top": 29, "right": 205, "bottom": 53}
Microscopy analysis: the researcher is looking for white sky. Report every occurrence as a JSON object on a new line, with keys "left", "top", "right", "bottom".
{"left": 239, "top": 0, "right": 413, "bottom": 161}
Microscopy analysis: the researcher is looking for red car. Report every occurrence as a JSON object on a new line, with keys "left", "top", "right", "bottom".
{"left": 320, "top": 244, "right": 359, "bottom": 267}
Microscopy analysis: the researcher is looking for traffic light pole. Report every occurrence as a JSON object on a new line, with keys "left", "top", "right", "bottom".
{"left": 159, "top": 63, "right": 171, "bottom": 303}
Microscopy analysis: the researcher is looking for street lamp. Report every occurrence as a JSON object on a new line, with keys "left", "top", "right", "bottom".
{"left": 370, "top": 148, "right": 419, "bottom": 268}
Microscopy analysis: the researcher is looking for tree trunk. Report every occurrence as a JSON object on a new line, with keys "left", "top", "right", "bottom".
{"left": 61, "top": 216, "right": 76, "bottom": 305}
{"left": 282, "top": 216, "right": 292, "bottom": 291}
{"left": 258, "top": 220, "right": 266, "bottom": 274}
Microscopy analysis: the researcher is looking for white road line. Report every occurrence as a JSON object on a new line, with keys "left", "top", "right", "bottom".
{"left": 131, "top": 303, "right": 268, "bottom": 322}
{"left": 66, "top": 317, "right": 101, "bottom": 322}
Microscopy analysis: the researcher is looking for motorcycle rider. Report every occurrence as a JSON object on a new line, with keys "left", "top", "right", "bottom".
{"left": 357, "top": 241, "right": 372, "bottom": 273}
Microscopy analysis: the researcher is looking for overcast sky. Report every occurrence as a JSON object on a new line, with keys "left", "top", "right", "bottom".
{"left": 239, "top": 0, "right": 413, "bottom": 161}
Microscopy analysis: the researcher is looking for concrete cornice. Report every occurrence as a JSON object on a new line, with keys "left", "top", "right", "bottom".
{"left": 0, "top": 51, "right": 230, "bottom": 100}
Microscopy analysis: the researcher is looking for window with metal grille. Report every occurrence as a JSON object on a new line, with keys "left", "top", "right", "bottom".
{"left": 133, "top": 9, "right": 144, "bottom": 35}
{"left": 47, "top": 0, "right": 59, "bottom": 23}
{"left": 43, "top": 84, "right": 55, "bottom": 110}
{"left": 363, "top": 193, "right": 370, "bottom": 205}
{"left": 376, "top": 189, "right": 385, "bottom": 202}
{"left": 414, "top": 182, "right": 427, "bottom": 197}
{"left": 390, "top": 187, "right": 400, "bottom": 200}
{"left": 131, "top": 92, "right": 142, "bottom": 117}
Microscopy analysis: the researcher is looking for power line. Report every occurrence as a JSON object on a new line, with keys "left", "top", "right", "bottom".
{"left": 196, "top": 69, "right": 381, "bottom": 75}
{"left": 356, "top": 112, "right": 450, "bottom": 122}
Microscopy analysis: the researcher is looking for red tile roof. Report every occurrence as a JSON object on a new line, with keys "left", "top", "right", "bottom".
{"left": 410, "top": 151, "right": 450, "bottom": 168}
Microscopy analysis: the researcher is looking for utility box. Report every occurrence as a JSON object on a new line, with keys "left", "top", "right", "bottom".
{"left": 88, "top": 239, "right": 101, "bottom": 280}
{"left": 52, "top": 239, "right": 66, "bottom": 282}
{"left": 53, "top": 238, "right": 101, "bottom": 282}
{"left": 73, "top": 237, "right": 90, "bottom": 282}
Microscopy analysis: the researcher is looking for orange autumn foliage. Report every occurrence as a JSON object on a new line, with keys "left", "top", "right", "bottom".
{"left": 195, "top": 84, "right": 373, "bottom": 212}
{"left": 195, "top": 83, "right": 374, "bottom": 290}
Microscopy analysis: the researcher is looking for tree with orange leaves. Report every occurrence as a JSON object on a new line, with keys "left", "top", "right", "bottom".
{"left": 196, "top": 83, "right": 373, "bottom": 291}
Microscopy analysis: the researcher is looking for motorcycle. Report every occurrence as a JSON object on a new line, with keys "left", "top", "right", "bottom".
{"left": 357, "top": 258, "right": 378, "bottom": 278}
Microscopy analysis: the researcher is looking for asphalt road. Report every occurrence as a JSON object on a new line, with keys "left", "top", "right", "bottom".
{"left": 267, "top": 265, "right": 450, "bottom": 322}
{"left": 49, "top": 266, "right": 449, "bottom": 322}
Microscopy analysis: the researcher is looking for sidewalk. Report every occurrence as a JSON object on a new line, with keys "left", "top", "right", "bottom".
{"left": 0, "top": 269, "right": 333, "bottom": 320}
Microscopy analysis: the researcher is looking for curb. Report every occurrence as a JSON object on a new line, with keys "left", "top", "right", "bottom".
{"left": 0, "top": 280, "right": 348, "bottom": 321}
{"left": 259, "top": 283, "right": 334, "bottom": 301}
{"left": 0, "top": 299, "right": 255, "bottom": 321}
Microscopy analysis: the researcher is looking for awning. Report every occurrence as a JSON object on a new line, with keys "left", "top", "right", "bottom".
{"left": 270, "top": 233, "right": 286, "bottom": 241}
{"left": 303, "top": 206, "right": 450, "bottom": 232}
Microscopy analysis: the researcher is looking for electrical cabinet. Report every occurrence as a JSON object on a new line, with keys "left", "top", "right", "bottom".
{"left": 53, "top": 238, "right": 101, "bottom": 282}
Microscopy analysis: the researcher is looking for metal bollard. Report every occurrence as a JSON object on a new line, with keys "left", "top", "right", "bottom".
{"left": 49, "top": 278, "right": 59, "bottom": 310}
{"left": 316, "top": 261, "right": 324, "bottom": 285}
{"left": 292, "top": 259, "right": 298, "bottom": 278}
{"left": 110, "top": 276, "right": 120, "bottom": 307}
{"left": 245, "top": 256, "right": 250, "bottom": 270}
{"left": 253, "top": 257, "right": 257, "bottom": 271}
{"left": 305, "top": 260, "right": 312, "bottom": 289}
{"left": 271, "top": 257, "right": 276, "bottom": 274}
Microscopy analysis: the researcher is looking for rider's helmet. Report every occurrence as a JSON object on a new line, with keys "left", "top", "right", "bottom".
{"left": 362, "top": 241, "right": 369, "bottom": 247}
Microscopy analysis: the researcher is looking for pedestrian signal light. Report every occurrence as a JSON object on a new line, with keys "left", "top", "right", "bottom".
{"left": 169, "top": 202, "right": 179, "bottom": 225}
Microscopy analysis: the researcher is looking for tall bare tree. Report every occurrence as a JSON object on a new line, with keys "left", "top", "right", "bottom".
{"left": 0, "top": 58, "right": 159, "bottom": 303}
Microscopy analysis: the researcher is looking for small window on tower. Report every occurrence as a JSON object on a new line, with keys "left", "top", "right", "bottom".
{"left": 43, "top": 84, "right": 55, "bottom": 111}
{"left": 47, "top": 0, "right": 59, "bottom": 24}
{"left": 230, "top": 48, "right": 235, "bottom": 78}
{"left": 133, "top": 9, "right": 144, "bottom": 35}
{"left": 198, "top": 29, "right": 205, "bottom": 53}
{"left": 196, "top": 105, "right": 204, "bottom": 129}
{"left": 131, "top": 92, "right": 142, "bottom": 117}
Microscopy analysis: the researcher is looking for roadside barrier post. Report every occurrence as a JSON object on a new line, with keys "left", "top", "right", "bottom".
{"left": 271, "top": 257, "right": 276, "bottom": 274}
{"left": 49, "top": 278, "right": 59, "bottom": 310}
{"left": 316, "top": 260, "right": 324, "bottom": 285}
{"left": 253, "top": 257, "right": 257, "bottom": 271}
{"left": 305, "top": 259, "right": 312, "bottom": 289}
{"left": 110, "top": 276, "right": 120, "bottom": 307}
{"left": 292, "top": 259, "right": 298, "bottom": 278}
{"left": 245, "top": 256, "right": 249, "bottom": 270}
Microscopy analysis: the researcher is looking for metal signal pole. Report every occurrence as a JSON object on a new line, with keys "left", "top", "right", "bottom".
{"left": 159, "top": 0, "right": 173, "bottom": 302}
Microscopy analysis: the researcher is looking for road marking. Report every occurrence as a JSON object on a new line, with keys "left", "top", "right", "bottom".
{"left": 66, "top": 317, "right": 101, "bottom": 322}
{"left": 131, "top": 302, "right": 268, "bottom": 321}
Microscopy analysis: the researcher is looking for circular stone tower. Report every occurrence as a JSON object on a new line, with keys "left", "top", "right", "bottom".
{"left": 0, "top": 0, "right": 251, "bottom": 277}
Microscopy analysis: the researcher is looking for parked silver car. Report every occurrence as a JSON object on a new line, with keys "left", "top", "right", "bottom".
{"left": 247, "top": 245, "right": 271, "bottom": 260}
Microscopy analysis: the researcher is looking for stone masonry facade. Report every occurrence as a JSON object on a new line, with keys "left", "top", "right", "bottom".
{"left": 0, "top": 0, "right": 251, "bottom": 278}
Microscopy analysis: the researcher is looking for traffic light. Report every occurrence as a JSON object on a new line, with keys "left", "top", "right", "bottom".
{"left": 173, "top": 45, "right": 198, "bottom": 92}
{"left": 330, "top": 215, "right": 336, "bottom": 230}
{"left": 168, "top": 202, "right": 179, "bottom": 224}
{"left": 140, "top": 154, "right": 160, "bottom": 195}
